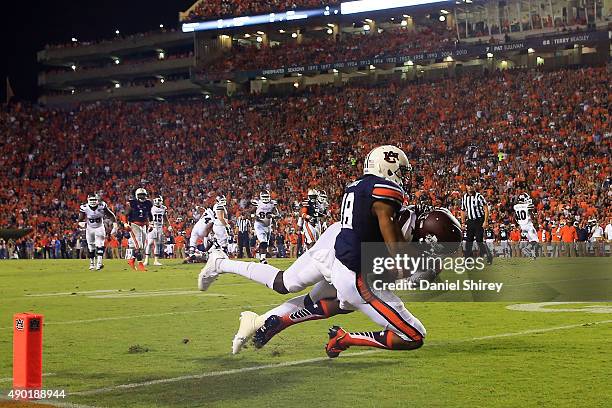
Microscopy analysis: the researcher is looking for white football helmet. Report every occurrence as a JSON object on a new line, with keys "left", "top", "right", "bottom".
{"left": 363, "top": 145, "right": 411, "bottom": 187}
{"left": 153, "top": 195, "right": 163, "bottom": 207}
{"left": 87, "top": 193, "right": 99, "bottom": 207}
{"left": 517, "top": 193, "right": 533, "bottom": 207}
{"left": 307, "top": 189, "right": 318, "bottom": 200}
{"left": 135, "top": 188, "right": 148, "bottom": 202}
{"left": 317, "top": 190, "right": 328, "bottom": 204}
{"left": 216, "top": 195, "right": 227, "bottom": 206}
{"left": 260, "top": 190, "right": 271, "bottom": 204}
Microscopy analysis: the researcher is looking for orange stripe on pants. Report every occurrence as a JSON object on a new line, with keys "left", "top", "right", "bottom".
{"left": 356, "top": 275, "right": 422, "bottom": 341}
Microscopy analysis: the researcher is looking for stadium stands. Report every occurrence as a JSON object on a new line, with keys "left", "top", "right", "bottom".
{"left": 1, "top": 66, "right": 610, "bottom": 254}
{"left": 183, "top": 0, "right": 341, "bottom": 23}
{"left": 206, "top": 25, "right": 455, "bottom": 74}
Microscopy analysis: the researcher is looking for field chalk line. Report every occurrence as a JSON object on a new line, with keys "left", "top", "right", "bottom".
{"left": 0, "top": 304, "right": 279, "bottom": 331}
{"left": 71, "top": 318, "right": 612, "bottom": 396}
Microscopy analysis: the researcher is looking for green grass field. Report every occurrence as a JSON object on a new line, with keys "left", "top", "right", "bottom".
{"left": 0, "top": 258, "right": 611, "bottom": 408}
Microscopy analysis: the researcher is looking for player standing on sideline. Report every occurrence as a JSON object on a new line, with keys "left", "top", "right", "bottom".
{"left": 513, "top": 193, "right": 539, "bottom": 259}
{"left": 213, "top": 195, "right": 230, "bottom": 254}
{"left": 78, "top": 193, "right": 118, "bottom": 270}
{"left": 300, "top": 189, "right": 321, "bottom": 249}
{"left": 144, "top": 195, "right": 172, "bottom": 266}
{"left": 251, "top": 190, "right": 279, "bottom": 264}
{"left": 126, "top": 188, "right": 152, "bottom": 271}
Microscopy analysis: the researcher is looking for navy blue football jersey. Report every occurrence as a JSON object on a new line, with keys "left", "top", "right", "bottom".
{"left": 334, "top": 175, "right": 405, "bottom": 272}
{"left": 128, "top": 199, "right": 153, "bottom": 223}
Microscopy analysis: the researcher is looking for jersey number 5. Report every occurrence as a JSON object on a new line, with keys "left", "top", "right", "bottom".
{"left": 340, "top": 192, "right": 354, "bottom": 229}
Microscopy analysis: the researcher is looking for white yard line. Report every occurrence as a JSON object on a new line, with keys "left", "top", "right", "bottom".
{"left": 71, "top": 319, "right": 612, "bottom": 396}
{"left": 0, "top": 304, "right": 279, "bottom": 330}
{"left": 0, "top": 373, "right": 55, "bottom": 383}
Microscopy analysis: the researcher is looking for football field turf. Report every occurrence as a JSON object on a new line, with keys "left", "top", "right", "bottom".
{"left": 0, "top": 259, "right": 610, "bottom": 407}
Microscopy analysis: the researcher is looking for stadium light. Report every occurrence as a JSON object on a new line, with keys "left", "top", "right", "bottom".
{"left": 486, "top": 52, "right": 493, "bottom": 58}
{"left": 114, "top": 58, "right": 120, "bottom": 64}
{"left": 401, "top": 20, "right": 408, "bottom": 26}
{"left": 333, "top": 68, "right": 339, "bottom": 73}
{"left": 158, "top": 51, "right": 165, "bottom": 59}
{"left": 527, "top": 48, "right": 535, "bottom": 54}
{"left": 291, "top": 32, "right": 298, "bottom": 38}
{"left": 406, "top": 60, "right": 414, "bottom": 66}
{"left": 160, "top": 78, "right": 165, "bottom": 83}
{"left": 256, "top": 36, "right": 263, "bottom": 43}
{"left": 256, "top": 31, "right": 265, "bottom": 35}
{"left": 71, "top": 37, "right": 78, "bottom": 42}
{"left": 365, "top": 18, "right": 373, "bottom": 23}
{"left": 444, "top": 56, "right": 453, "bottom": 62}
{"left": 439, "top": 15, "right": 446, "bottom": 22}
{"left": 244, "top": 33, "right": 251, "bottom": 38}
{"left": 293, "top": 82, "right": 299, "bottom": 88}
{"left": 115, "top": 29, "right": 120, "bottom": 35}
{"left": 114, "top": 83, "right": 120, "bottom": 88}
{"left": 440, "top": 9, "right": 449, "bottom": 14}
{"left": 363, "top": 24, "right": 371, "bottom": 31}
{"left": 71, "top": 89, "right": 75, "bottom": 94}
{"left": 159, "top": 24, "right": 164, "bottom": 28}
{"left": 70, "top": 64, "right": 76, "bottom": 71}
{"left": 327, "top": 28, "right": 333, "bottom": 34}
{"left": 279, "top": 29, "right": 285, "bottom": 33}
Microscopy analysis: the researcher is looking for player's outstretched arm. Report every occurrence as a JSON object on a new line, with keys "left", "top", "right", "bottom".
{"left": 372, "top": 200, "right": 405, "bottom": 250}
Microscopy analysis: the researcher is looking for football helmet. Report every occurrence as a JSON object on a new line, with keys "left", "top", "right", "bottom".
{"left": 153, "top": 195, "right": 163, "bottom": 207}
{"left": 260, "top": 190, "right": 271, "bottom": 204}
{"left": 135, "top": 188, "right": 148, "bottom": 202}
{"left": 307, "top": 189, "right": 318, "bottom": 200}
{"left": 413, "top": 208, "right": 463, "bottom": 255}
{"left": 517, "top": 193, "right": 532, "bottom": 206}
{"left": 216, "top": 195, "right": 227, "bottom": 206}
{"left": 87, "top": 193, "right": 99, "bottom": 207}
{"left": 363, "top": 145, "right": 411, "bottom": 187}
{"left": 317, "top": 190, "right": 328, "bottom": 205}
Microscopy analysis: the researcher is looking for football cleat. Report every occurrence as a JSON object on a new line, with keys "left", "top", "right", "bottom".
{"left": 198, "top": 249, "right": 227, "bottom": 291}
{"left": 232, "top": 311, "right": 262, "bottom": 355}
{"left": 325, "top": 326, "right": 349, "bottom": 358}
{"left": 137, "top": 261, "right": 147, "bottom": 272}
{"left": 96, "top": 264, "right": 104, "bottom": 271}
{"left": 89, "top": 262, "right": 95, "bottom": 271}
{"left": 128, "top": 258, "right": 136, "bottom": 270}
{"left": 252, "top": 315, "right": 283, "bottom": 349}
{"left": 153, "top": 261, "right": 163, "bottom": 266}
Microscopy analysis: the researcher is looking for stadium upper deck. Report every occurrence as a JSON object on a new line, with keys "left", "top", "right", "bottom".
{"left": 38, "top": 0, "right": 609, "bottom": 105}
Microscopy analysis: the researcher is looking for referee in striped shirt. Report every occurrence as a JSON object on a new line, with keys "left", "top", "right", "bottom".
{"left": 236, "top": 214, "right": 252, "bottom": 258}
{"left": 461, "top": 181, "right": 493, "bottom": 264}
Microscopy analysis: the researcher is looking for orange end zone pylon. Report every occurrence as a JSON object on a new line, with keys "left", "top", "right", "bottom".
{"left": 13, "top": 313, "right": 44, "bottom": 396}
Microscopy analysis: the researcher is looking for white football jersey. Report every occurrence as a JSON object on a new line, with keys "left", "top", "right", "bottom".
{"left": 513, "top": 203, "right": 534, "bottom": 228}
{"left": 200, "top": 207, "right": 215, "bottom": 224}
{"left": 80, "top": 202, "right": 108, "bottom": 229}
{"left": 252, "top": 199, "right": 277, "bottom": 227}
{"left": 213, "top": 203, "right": 228, "bottom": 226}
{"left": 151, "top": 205, "right": 167, "bottom": 229}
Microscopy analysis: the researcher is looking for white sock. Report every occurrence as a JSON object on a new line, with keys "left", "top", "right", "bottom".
{"left": 218, "top": 259, "right": 278, "bottom": 288}
{"left": 258, "top": 295, "right": 307, "bottom": 326}
{"left": 96, "top": 256, "right": 102, "bottom": 266}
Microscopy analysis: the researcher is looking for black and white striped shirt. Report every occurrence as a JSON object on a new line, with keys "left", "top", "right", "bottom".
{"left": 236, "top": 218, "right": 251, "bottom": 233}
{"left": 461, "top": 192, "right": 487, "bottom": 220}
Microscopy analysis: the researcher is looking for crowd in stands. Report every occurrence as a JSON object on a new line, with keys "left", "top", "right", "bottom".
{"left": 1, "top": 66, "right": 610, "bottom": 258}
{"left": 183, "top": 0, "right": 340, "bottom": 22}
{"left": 207, "top": 25, "right": 455, "bottom": 74}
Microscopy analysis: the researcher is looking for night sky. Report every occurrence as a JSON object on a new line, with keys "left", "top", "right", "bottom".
{"left": 1, "top": 0, "right": 194, "bottom": 102}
